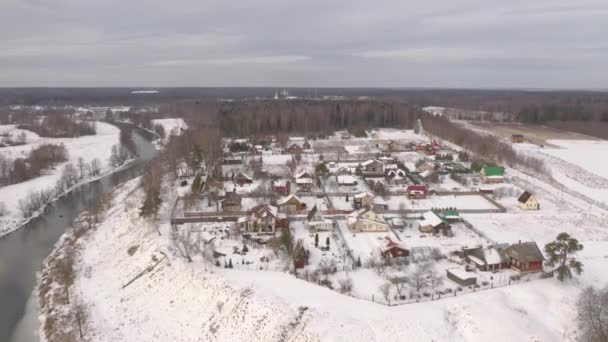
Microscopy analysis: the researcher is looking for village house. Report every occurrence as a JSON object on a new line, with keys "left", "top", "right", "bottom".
{"left": 271, "top": 179, "right": 293, "bottom": 195}
{"left": 237, "top": 204, "right": 288, "bottom": 234}
{"left": 415, "top": 161, "right": 435, "bottom": 173}
{"left": 406, "top": 185, "right": 428, "bottom": 199}
{"left": 306, "top": 204, "right": 334, "bottom": 231}
{"left": 220, "top": 190, "right": 242, "bottom": 211}
{"left": 480, "top": 166, "right": 505, "bottom": 183}
{"left": 287, "top": 143, "right": 303, "bottom": 154}
{"left": 419, "top": 211, "right": 451, "bottom": 235}
{"left": 511, "top": 134, "right": 525, "bottom": 143}
{"left": 233, "top": 171, "right": 254, "bottom": 185}
{"left": 369, "top": 180, "right": 387, "bottom": 195}
{"left": 348, "top": 208, "right": 389, "bottom": 232}
{"left": 465, "top": 246, "right": 510, "bottom": 272}
{"left": 504, "top": 241, "right": 544, "bottom": 273}
{"left": 517, "top": 191, "right": 540, "bottom": 210}
{"left": 294, "top": 171, "right": 314, "bottom": 192}
{"left": 386, "top": 217, "right": 406, "bottom": 229}
{"left": 337, "top": 174, "right": 358, "bottom": 186}
{"left": 380, "top": 237, "right": 410, "bottom": 259}
{"left": 372, "top": 198, "right": 389, "bottom": 212}
{"left": 440, "top": 209, "right": 461, "bottom": 222}
{"left": 359, "top": 159, "right": 385, "bottom": 176}
{"left": 276, "top": 193, "right": 306, "bottom": 213}
{"left": 353, "top": 192, "right": 374, "bottom": 209}
{"left": 223, "top": 156, "right": 243, "bottom": 165}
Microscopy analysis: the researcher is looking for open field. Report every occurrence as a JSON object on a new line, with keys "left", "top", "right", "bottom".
{"left": 467, "top": 121, "right": 596, "bottom": 147}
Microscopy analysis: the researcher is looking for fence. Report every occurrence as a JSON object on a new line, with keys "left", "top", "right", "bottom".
{"left": 461, "top": 219, "right": 497, "bottom": 245}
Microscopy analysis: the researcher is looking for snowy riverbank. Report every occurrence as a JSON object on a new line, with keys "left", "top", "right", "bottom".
{"left": 0, "top": 122, "right": 120, "bottom": 238}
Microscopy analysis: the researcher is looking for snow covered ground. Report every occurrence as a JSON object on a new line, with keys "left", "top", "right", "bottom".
{"left": 0, "top": 122, "right": 119, "bottom": 237}
{"left": 60, "top": 178, "right": 608, "bottom": 342}
{"left": 37, "top": 125, "right": 608, "bottom": 342}
{"left": 151, "top": 118, "right": 187, "bottom": 143}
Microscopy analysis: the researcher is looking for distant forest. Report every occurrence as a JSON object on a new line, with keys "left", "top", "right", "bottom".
{"left": 162, "top": 99, "right": 419, "bottom": 137}
{"left": 2, "top": 88, "right": 608, "bottom": 125}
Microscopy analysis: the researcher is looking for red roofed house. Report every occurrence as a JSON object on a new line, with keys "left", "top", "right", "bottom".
{"left": 381, "top": 237, "right": 410, "bottom": 259}
{"left": 406, "top": 185, "right": 428, "bottom": 199}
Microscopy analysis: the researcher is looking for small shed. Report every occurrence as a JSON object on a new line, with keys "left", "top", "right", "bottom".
{"left": 447, "top": 268, "right": 477, "bottom": 287}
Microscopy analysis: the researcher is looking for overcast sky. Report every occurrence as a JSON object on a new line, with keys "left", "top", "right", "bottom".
{"left": 1, "top": 0, "right": 607, "bottom": 88}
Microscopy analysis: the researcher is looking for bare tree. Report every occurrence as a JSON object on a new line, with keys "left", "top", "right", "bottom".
{"left": 89, "top": 158, "right": 102, "bottom": 176}
{"left": 55, "top": 245, "right": 76, "bottom": 304}
{"left": 577, "top": 286, "right": 608, "bottom": 342}
{"left": 389, "top": 276, "right": 408, "bottom": 298}
{"left": 72, "top": 297, "right": 90, "bottom": 340}
{"left": 409, "top": 267, "right": 428, "bottom": 294}
{"left": 379, "top": 282, "right": 391, "bottom": 303}
{"left": 171, "top": 227, "right": 198, "bottom": 262}
{"left": 427, "top": 267, "right": 444, "bottom": 298}
{"left": 318, "top": 258, "right": 337, "bottom": 280}
{"left": 338, "top": 277, "right": 354, "bottom": 294}
{"left": 77, "top": 157, "right": 87, "bottom": 180}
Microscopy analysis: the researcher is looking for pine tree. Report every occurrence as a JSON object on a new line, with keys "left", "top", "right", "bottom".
{"left": 326, "top": 237, "right": 330, "bottom": 249}
{"left": 356, "top": 256, "right": 362, "bottom": 268}
{"left": 544, "top": 233, "right": 584, "bottom": 281}
{"left": 215, "top": 260, "right": 220, "bottom": 267}
{"left": 191, "top": 174, "right": 202, "bottom": 193}
{"left": 228, "top": 259, "right": 233, "bottom": 268}
{"left": 315, "top": 233, "right": 319, "bottom": 247}
{"left": 242, "top": 244, "right": 249, "bottom": 253}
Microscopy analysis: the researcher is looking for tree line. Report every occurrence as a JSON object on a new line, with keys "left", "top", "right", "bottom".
{"left": 421, "top": 115, "right": 547, "bottom": 174}
{"left": 0, "top": 143, "right": 68, "bottom": 184}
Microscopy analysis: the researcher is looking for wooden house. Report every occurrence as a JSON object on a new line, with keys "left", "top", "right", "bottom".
{"left": 271, "top": 179, "right": 292, "bottom": 195}
{"left": 337, "top": 174, "right": 358, "bottom": 186}
{"left": 234, "top": 171, "right": 254, "bottom": 185}
{"left": 294, "top": 171, "right": 314, "bottom": 192}
{"left": 419, "top": 211, "right": 451, "bottom": 235}
{"left": 353, "top": 192, "right": 374, "bottom": 209}
{"left": 277, "top": 194, "right": 306, "bottom": 213}
{"left": 504, "top": 241, "right": 544, "bottom": 273}
{"left": 306, "top": 204, "right": 333, "bottom": 231}
{"left": 480, "top": 166, "right": 505, "bottom": 183}
{"left": 511, "top": 134, "right": 524, "bottom": 143}
{"left": 465, "top": 246, "right": 510, "bottom": 272}
{"left": 220, "top": 190, "right": 242, "bottom": 211}
{"left": 381, "top": 237, "right": 409, "bottom": 259}
{"left": 287, "top": 143, "right": 303, "bottom": 154}
{"left": 517, "top": 191, "right": 539, "bottom": 210}
{"left": 359, "top": 159, "right": 385, "bottom": 176}
{"left": 348, "top": 208, "right": 389, "bottom": 232}
{"left": 237, "top": 205, "right": 287, "bottom": 234}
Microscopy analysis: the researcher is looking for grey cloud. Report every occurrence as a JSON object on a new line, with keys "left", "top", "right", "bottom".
{"left": 0, "top": 0, "right": 607, "bottom": 88}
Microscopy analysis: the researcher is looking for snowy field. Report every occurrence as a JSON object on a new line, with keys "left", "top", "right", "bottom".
{"left": 393, "top": 194, "right": 499, "bottom": 211}
{"left": 0, "top": 122, "right": 119, "bottom": 237}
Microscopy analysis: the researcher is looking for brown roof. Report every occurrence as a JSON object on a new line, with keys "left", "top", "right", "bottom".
{"left": 517, "top": 191, "right": 533, "bottom": 204}
{"left": 307, "top": 204, "right": 319, "bottom": 221}
{"left": 505, "top": 242, "right": 544, "bottom": 263}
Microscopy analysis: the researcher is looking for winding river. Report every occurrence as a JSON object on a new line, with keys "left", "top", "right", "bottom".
{"left": 0, "top": 131, "right": 158, "bottom": 342}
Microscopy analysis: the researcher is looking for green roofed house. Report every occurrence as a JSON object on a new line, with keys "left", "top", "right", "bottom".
{"left": 480, "top": 166, "right": 505, "bottom": 184}
{"left": 441, "top": 209, "right": 461, "bottom": 223}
